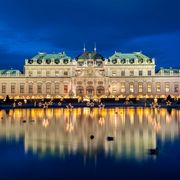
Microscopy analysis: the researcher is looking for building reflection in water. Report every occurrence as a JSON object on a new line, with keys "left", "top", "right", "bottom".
{"left": 0, "top": 108, "right": 179, "bottom": 161}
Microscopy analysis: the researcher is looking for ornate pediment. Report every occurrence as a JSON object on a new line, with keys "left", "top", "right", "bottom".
{"left": 75, "top": 68, "right": 105, "bottom": 77}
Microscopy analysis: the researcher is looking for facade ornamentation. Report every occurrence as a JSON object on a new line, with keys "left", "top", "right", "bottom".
{"left": 0, "top": 50, "right": 179, "bottom": 99}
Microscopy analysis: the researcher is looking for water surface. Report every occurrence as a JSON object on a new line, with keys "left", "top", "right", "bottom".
{"left": 0, "top": 107, "right": 180, "bottom": 179}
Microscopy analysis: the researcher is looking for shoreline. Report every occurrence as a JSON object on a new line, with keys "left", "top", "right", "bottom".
{"left": 0, "top": 103, "right": 180, "bottom": 110}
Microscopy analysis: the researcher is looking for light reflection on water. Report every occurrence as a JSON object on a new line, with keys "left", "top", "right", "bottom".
{"left": 0, "top": 107, "right": 179, "bottom": 161}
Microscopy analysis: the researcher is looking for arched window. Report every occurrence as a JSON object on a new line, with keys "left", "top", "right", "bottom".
{"left": 96, "top": 86, "right": 105, "bottom": 96}
{"left": 76, "top": 86, "right": 84, "bottom": 96}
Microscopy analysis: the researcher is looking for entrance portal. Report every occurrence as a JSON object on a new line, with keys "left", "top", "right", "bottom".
{"left": 76, "top": 86, "right": 84, "bottom": 96}
{"left": 86, "top": 86, "right": 94, "bottom": 96}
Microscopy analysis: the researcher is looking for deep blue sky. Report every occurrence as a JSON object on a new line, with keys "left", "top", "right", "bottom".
{"left": 0, "top": 0, "right": 180, "bottom": 70}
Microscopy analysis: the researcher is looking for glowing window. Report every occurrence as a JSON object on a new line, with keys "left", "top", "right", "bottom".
{"left": 20, "top": 84, "right": 24, "bottom": 93}
{"left": 29, "top": 84, "right": 33, "bottom": 93}
{"left": 121, "top": 83, "right": 125, "bottom": 93}
{"left": 11, "top": 84, "right": 15, "bottom": 93}
{"left": 37, "top": 84, "right": 42, "bottom": 93}
{"left": 174, "top": 84, "right": 179, "bottom": 93}
{"left": 64, "top": 85, "right": 68, "bottom": 93}
{"left": 165, "top": 83, "right": 170, "bottom": 93}
{"left": 2, "top": 84, "right": 6, "bottom": 93}
{"left": 147, "top": 83, "right": 152, "bottom": 93}
{"left": 138, "top": 83, "right": 143, "bottom": 93}
{"left": 129, "top": 83, "right": 134, "bottom": 93}
{"left": 156, "top": 83, "right": 161, "bottom": 92}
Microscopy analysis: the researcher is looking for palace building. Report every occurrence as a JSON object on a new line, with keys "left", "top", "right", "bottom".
{"left": 0, "top": 49, "right": 179, "bottom": 99}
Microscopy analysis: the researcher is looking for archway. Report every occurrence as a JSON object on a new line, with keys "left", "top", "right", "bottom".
{"left": 96, "top": 86, "right": 105, "bottom": 96}
{"left": 86, "top": 86, "right": 94, "bottom": 96}
{"left": 76, "top": 86, "right": 84, "bottom": 96}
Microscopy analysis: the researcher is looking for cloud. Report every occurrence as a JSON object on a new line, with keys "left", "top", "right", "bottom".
{"left": 122, "top": 32, "right": 180, "bottom": 68}
{"left": 0, "top": 0, "right": 179, "bottom": 69}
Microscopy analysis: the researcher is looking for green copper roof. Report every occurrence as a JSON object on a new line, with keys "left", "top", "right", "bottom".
{"left": 156, "top": 68, "right": 180, "bottom": 74}
{"left": 109, "top": 52, "right": 150, "bottom": 60}
{"left": 0, "top": 69, "right": 21, "bottom": 75}
{"left": 32, "top": 52, "right": 71, "bottom": 60}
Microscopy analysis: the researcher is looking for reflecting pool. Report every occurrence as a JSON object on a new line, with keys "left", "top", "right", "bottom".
{"left": 0, "top": 107, "right": 180, "bottom": 179}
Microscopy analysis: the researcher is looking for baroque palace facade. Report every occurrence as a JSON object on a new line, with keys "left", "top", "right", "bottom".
{"left": 0, "top": 50, "right": 179, "bottom": 99}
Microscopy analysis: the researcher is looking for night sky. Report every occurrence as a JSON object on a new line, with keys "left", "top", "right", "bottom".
{"left": 0, "top": 0, "right": 179, "bottom": 70}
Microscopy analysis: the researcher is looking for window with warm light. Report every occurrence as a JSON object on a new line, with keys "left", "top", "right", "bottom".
{"left": 174, "top": 84, "right": 179, "bottom": 93}
{"left": 156, "top": 83, "right": 161, "bottom": 92}
{"left": 46, "top": 83, "right": 51, "bottom": 94}
{"left": 29, "top": 84, "right": 33, "bottom": 93}
{"left": 64, "top": 85, "right": 68, "bottom": 93}
{"left": 11, "top": 84, "right": 15, "bottom": 93}
{"left": 55, "top": 84, "right": 59, "bottom": 94}
{"left": 121, "top": 83, "right": 125, "bottom": 93}
{"left": 112, "top": 70, "right": 116, "bottom": 76}
{"left": 147, "top": 83, "right": 152, "bottom": 93}
{"left": 2, "top": 84, "right": 6, "bottom": 93}
{"left": 55, "top": 71, "right": 59, "bottom": 76}
{"left": 138, "top": 83, "right": 143, "bottom": 93}
{"left": 37, "top": 84, "right": 42, "bottom": 93}
{"left": 129, "top": 83, "right": 134, "bottom": 93}
{"left": 165, "top": 83, "right": 170, "bottom": 93}
{"left": 20, "top": 84, "right": 24, "bottom": 93}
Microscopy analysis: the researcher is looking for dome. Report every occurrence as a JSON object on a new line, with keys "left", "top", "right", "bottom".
{"left": 76, "top": 52, "right": 104, "bottom": 61}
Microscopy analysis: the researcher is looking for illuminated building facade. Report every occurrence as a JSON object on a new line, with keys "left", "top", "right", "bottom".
{"left": 0, "top": 50, "right": 179, "bottom": 99}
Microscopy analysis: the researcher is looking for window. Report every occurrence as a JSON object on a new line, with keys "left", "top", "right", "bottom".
{"left": 174, "top": 84, "right": 179, "bottom": 93}
{"left": 77, "top": 81, "right": 82, "bottom": 85}
{"left": 37, "top": 71, "right": 41, "bottom": 76}
{"left": 138, "top": 83, "right": 143, "bottom": 93}
{"left": 147, "top": 83, "right": 152, "bottom": 93}
{"left": 121, "top": 83, "right": 125, "bottom": 93}
{"left": 20, "top": 84, "right": 24, "bottom": 94}
{"left": 129, "top": 83, "right": 134, "bottom": 93}
{"left": 55, "top": 84, "right": 59, "bottom": 94}
{"left": 112, "top": 85, "right": 117, "bottom": 93}
{"left": 64, "top": 71, "right": 68, "bottom": 76}
{"left": 64, "top": 85, "right": 68, "bottom": 93}
{"left": 46, "top": 71, "right": 50, "bottom": 77}
{"left": 55, "top": 71, "right": 59, "bottom": 76}
{"left": 112, "top": 70, "right": 116, "bottom": 76}
{"left": 156, "top": 83, "right": 161, "bottom": 92}
{"left": 130, "top": 70, "right": 134, "bottom": 76}
{"left": 37, "top": 84, "right": 42, "bottom": 93}
{"left": 148, "top": 70, "right": 152, "bottom": 76}
{"left": 96, "top": 86, "right": 105, "bottom": 95}
{"left": 29, "top": 84, "right": 33, "bottom": 93}
{"left": 165, "top": 83, "right": 170, "bottom": 93}
{"left": 28, "top": 71, "right": 33, "bottom": 77}
{"left": 46, "top": 83, "right": 51, "bottom": 94}
{"left": 11, "top": 84, "right": 15, "bottom": 93}
{"left": 87, "top": 81, "right": 93, "bottom": 85}
{"left": 121, "top": 70, "right": 125, "bottom": 76}
{"left": 98, "top": 81, "right": 103, "bottom": 85}
{"left": 2, "top": 84, "right": 6, "bottom": 93}
{"left": 139, "top": 70, "right": 143, "bottom": 76}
